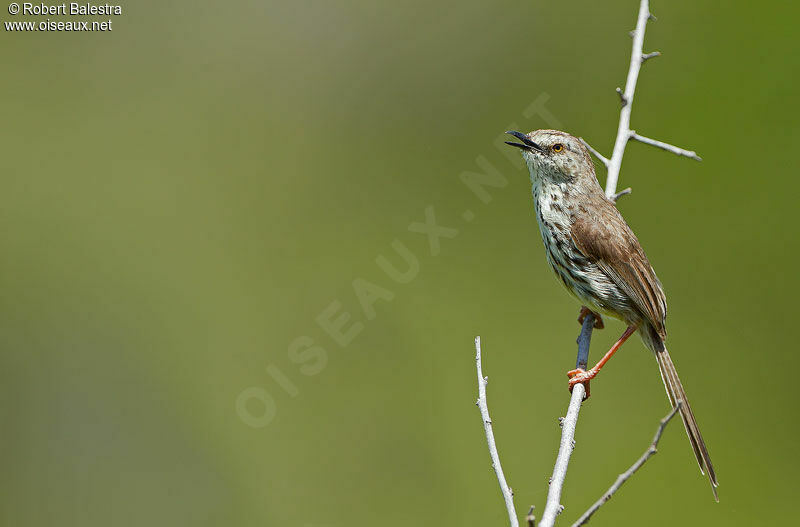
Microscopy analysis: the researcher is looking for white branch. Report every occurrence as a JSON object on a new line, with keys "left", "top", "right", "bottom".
{"left": 475, "top": 337, "right": 519, "bottom": 527}
{"left": 570, "top": 403, "right": 682, "bottom": 527}
{"left": 604, "top": 0, "right": 652, "bottom": 198}
{"left": 536, "top": 312, "right": 595, "bottom": 527}
{"left": 601, "top": 0, "right": 701, "bottom": 198}
{"left": 630, "top": 132, "right": 702, "bottom": 161}
{"left": 538, "top": 384, "right": 585, "bottom": 527}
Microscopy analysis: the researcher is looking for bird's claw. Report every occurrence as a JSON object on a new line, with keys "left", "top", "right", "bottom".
{"left": 567, "top": 368, "right": 597, "bottom": 399}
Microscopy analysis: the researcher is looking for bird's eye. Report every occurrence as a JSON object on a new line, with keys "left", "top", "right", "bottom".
{"left": 552, "top": 143, "right": 564, "bottom": 153}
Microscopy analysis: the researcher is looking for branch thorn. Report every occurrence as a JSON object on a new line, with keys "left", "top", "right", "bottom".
{"left": 615, "top": 87, "right": 627, "bottom": 106}
{"left": 611, "top": 187, "right": 632, "bottom": 202}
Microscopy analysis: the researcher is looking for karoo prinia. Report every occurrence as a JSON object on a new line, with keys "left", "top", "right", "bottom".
{"left": 506, "top": 129, "right": 718, "bottom": 500}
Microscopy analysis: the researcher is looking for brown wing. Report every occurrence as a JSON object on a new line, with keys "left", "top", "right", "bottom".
{"left": 570, "top": 198, "right": 668, "bottom": 338}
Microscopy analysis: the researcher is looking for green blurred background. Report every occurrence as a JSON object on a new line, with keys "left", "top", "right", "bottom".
{"left": 1, "top": 1, "right": 797, "bottom": 525}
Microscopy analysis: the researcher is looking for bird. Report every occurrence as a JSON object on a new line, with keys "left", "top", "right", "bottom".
{"left": 505, "top": 129, "right": 718, "bottom": 500}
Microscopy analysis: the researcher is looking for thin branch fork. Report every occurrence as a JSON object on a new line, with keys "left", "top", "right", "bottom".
{"left": 577, "top": 0, "right": 701, "bottom": 198}
{"left": 569, "top": 403, "right": 682, "bottom": 527}
{"left": 603, "top": 0, "right": 653, "bottom": 198}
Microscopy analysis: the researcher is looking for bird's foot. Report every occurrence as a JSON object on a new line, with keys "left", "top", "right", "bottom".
{"left": 578, "top": 307, "right": 604, "bottom": 329}
{"left": 567, "top": 368, "right": 597, "bottom": 399}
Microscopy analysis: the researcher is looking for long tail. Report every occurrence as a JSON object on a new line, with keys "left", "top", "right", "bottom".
{"left": 654, "top": 344, "right": 719, "bottom": 501}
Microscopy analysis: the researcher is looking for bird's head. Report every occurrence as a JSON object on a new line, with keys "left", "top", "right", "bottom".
{"left": 505, "top": 129, "right": 595, "bottom": 184}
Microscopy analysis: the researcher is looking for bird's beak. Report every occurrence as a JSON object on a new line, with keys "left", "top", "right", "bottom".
{"left": 504, "top": 131, "right": 544, "bottom": 152}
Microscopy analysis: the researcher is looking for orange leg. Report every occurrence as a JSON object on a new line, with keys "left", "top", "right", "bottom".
{"left": 578, "top": 306, "right": 604, "bottom": 329}
{"left": 567, "top": 324, "right": 638, "bottom": 398}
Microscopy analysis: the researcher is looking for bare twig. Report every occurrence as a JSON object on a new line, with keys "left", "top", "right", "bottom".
{"left": 475, "top": 337, "right": 519, "bottom": 527}
{"left": 604, "top": 0, "right": 654, "bottom": 198}
{"left": 538, "top": 386, "right": 584, "bottom": 527}
{"left": 578, "top": 138, "right": 609, "bottom": 167}
{"left": 570, "top": 403, "right": 682, "bottom": 527}
{"left": 526, "top": 506, "right": 536, "bottom": 527}
{"left": 611, "top": 187, "right": 632, "bottom": 202}
{"left": 585, "top": 1, "right": 700, "bottom": 199}
{"left": 630, "top": 132, "right": 702, "bottom": 161}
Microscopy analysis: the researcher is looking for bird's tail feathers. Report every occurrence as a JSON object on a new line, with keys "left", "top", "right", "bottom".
{"left": 652, "top": 342, "right": 719, "bottom": 501}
